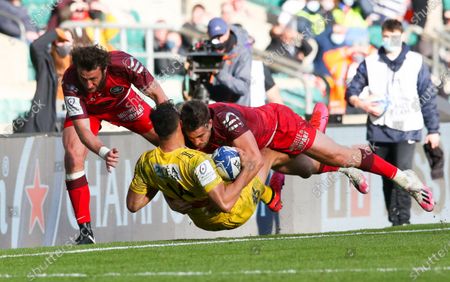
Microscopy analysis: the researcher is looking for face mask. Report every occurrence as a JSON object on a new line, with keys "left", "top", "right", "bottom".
{"left": 343, "top": 0, "right": 354, "bottom": 7}
{"left": 382, "top": 36, "right": 402, "bottom": 53}
{"left": 321, "top": 0, "right": 335, "bottom": 11}
{"left": 211, "top": 38, "right": 225, "bottom": 52}
{"left": 89, "top": 10, "right": 105, "bottom": 21}
{"left": 330, "top": 33, "right": 345, "bottom": 45}
{"left": 306, "top": 1, "right": 320, "bottom": 13}
{"left": 56, "top": 42, "right": 73, "bottom": 57}
{"left": 166, "top": 40, "right": 176, "bottom": 50}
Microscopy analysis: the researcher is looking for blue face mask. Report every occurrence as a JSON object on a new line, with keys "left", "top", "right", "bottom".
{"left": 166, "top": 40, "right": 176, "bottom": 50}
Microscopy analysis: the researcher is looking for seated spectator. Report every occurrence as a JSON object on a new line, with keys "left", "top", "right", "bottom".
{"left": 0, "top": 0, "right": 38, "bottom": 42}
{"left": 60, "top": 0, "right": 118, "bottom": 50}
{"left": 333, "top": 0, "right": 368, "bottom": 29}
{"left": 297, "top": 0, "right": 326, "bottom": 37}
{"left": 365, "top": 0, "right": 408, "bottom": 25}
{"left": 181, "top": 4, "right": 209, "bottom": 49}
{"left": 278, "top": 0, "right": 306, "bottom": 28}
{"left": 221, "top": 1, "right": 235, "bottom": 24}
{"left": 314, "top": 22, "right": 349, "bottom": 76}
{"left": 266, "top": 22, "right": 313, "bottom": 64}
{"left": 163, "top": 31, "right": 188, "bottom": 76}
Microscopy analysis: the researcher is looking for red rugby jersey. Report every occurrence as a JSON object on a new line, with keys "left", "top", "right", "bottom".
{"left": 62, "top": 51, "right": 154, "bottom": 120}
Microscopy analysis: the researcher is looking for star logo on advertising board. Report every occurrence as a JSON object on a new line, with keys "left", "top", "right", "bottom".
{"left": 25, "top": 162, "right": 48, "bottom": 234}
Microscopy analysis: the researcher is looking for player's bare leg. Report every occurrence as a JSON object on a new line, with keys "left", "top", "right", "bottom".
{"left": 269, "top": 149, "right": 369, "bottom": 194}
{"left": 304, "top": 131, "right": 434, "bottom": 211}
{"left": 63, "top": 126, "right": 95, "bottom": 244}
{"left": 258, "top": 148, "right": 288, "bottom": 212}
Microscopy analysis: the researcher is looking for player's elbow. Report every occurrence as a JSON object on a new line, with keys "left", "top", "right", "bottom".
{"left": 218, "top": 203, "right": 233, "bottom": 213}
{"left": 126, "top": 198, "right": 143, "bottom": 213}
{"left": 127, "top": 203, "right": 141, "bottom": 213}
{"left": 214, "top": 198, "right": 234, "bottom": 213}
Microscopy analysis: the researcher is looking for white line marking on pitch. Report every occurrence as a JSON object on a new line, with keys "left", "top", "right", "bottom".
{"left": 5, "top": 266, "right": 450, "bottom": 279}
{"left": 1, "top": 227, "right": 449, "bottom": 260}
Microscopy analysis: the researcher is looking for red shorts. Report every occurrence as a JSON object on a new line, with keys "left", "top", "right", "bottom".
{"left": 64, "top": 97, "right": 153, "bottom": 136}
{"left": 268, "top": 104, "right": 317, "bottom": 156}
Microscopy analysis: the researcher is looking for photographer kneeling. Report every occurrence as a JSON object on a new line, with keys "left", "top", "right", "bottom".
{"left": 205, "top": 17, "right": 252, "bottom": 106}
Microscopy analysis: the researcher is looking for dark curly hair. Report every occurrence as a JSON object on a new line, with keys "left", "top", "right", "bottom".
{"left": 150, "top": 101, "right": 180, "bottom": 139}
{"left": 382, "top": 19, "right": 403, "bottom": 33}
{"left": 71, "top": 44, "right": 110, "bottom": 71}
{"left": 180, "top": 100, "right": 210, "bottom": 132}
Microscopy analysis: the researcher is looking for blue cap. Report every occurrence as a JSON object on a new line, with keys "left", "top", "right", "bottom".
{"left": 207, "top": 17, "right": 229, "bottom": 38}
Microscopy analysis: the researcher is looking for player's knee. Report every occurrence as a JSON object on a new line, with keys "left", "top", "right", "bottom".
{"left": 298, "top": 170, "right": 312, "bottom": 179}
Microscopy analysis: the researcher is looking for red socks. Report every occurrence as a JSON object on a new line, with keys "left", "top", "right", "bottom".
{"left": 358, "top": 148, "right": 398, "bottom": 179}
{"left": 66, "top": 175, "right": 91, "bottom": 224}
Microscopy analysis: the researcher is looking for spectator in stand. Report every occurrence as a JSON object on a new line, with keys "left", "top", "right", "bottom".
{"left": 365, "top": 0, "right": 408, "bottom": 24}
{"left": 297, "top": 0, "right": 326, "bottom": 37}
{"left": 14, "top": 28, "right": 74, "bottom": 133}
{"left": 314, "top": 22, "right": 349, "bottom": 76}
{"left": 157, "top": 31, "right": 188, "bottom": 76}
{"left": 221, "top": 1, "right": 235, "bottom": 24}
{"left": 333, "top": 0, "right": 368, "bottom": 44}
{"left": 266, "top": 22, "right": 313, "bottom": 64}
{"left": 278, "top": 0, "right": 306, "bottom": 28}
{"left": 181, "top": 4, "right": 208, "bottom": 49}
{"left": 153, "top": 20, "right": 172, "bottom": 76}
{"left": 0, "top": 0, "right": 39, "bottom": 42}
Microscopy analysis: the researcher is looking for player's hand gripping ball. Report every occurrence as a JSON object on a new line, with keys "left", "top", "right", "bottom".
{"left": 212, "top": 146, "right": 241, "bottom": 181}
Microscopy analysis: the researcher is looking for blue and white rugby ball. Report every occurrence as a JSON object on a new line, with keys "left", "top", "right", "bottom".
{"left": 212, "top": 146, "right": 241, "bottom": 181}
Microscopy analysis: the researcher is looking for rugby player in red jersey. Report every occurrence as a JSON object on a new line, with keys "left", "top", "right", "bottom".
{"left": 62, "top": 45, "right": 168, "bottom": 244}
{"left": 180, "top": 100, "right": 435, "bottom": 214}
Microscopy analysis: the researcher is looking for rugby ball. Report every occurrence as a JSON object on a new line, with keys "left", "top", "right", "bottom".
{"left": 212, "top": 146, "right": 241, "bottom": 181}
{"left": 359, "top": 89, "right": 389, "bottom": 116}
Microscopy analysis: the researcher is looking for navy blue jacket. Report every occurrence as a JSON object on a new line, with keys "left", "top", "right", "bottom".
{"left": 346, "top": 44, "right": 440, "bottom": 143}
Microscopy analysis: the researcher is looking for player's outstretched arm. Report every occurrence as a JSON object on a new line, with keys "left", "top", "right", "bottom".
{"left": 72, "top": 118, "right": 119, "bottom": 172}
{"left": 144, "top": 80, "right": 168, "bottom": 105}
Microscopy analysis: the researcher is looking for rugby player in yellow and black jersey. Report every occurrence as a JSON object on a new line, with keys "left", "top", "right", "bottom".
{"left": 127, "top": 102, "right": 281, "bottom": 231}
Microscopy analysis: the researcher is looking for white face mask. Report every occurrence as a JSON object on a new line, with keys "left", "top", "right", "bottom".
{"left": 382, "top": 35, "right": 402, "bottom": 53}
{"left": 306, "top": 1, "right": 321, "bottom": 13}
{"left": 330, "top": 33, "right": 345, "bottom": 45}
{"left": 343, "top": 0, "right": 354, "bottom": 7}
{"left": 321, "top": 0, "right": 335, "bottom": 11}
{"left": 56, "top": 42, "right": 73, "bottom": 57}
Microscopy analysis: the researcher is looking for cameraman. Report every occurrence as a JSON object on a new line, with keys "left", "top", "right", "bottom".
{"left": 206, "top": 17, "right": 252, "bottom": 106}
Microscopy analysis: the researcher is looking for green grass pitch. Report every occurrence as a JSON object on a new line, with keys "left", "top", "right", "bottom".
{"left": 1, "top": 223, "right": 450, "bottom": 281}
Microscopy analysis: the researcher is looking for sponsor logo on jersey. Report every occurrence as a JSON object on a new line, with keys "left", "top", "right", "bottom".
{"left": 64, "top": 83, "right": 79, "bottom": 93}
{"left": 64, "top": 96, "right": 83, "bottom": 116}
{"left": 288, "top": 129, "right": 310, "bottom": 152}
{"left": 154, "top": 164, "right": 182, "bottom": 181}
{"left": 110, "top": 86, "right": 125, "bottom": 95}
{"left": 222, "top": 112, "right": 243, "bottom": 132}
{"left": 195, "top": 160, "right": 217, "bottom": 187}
{"left": 122, "top": 56, "right": 145, "bottom": 74}
{"left": 117, "top": 103, "right": 144, "bottom": 121}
